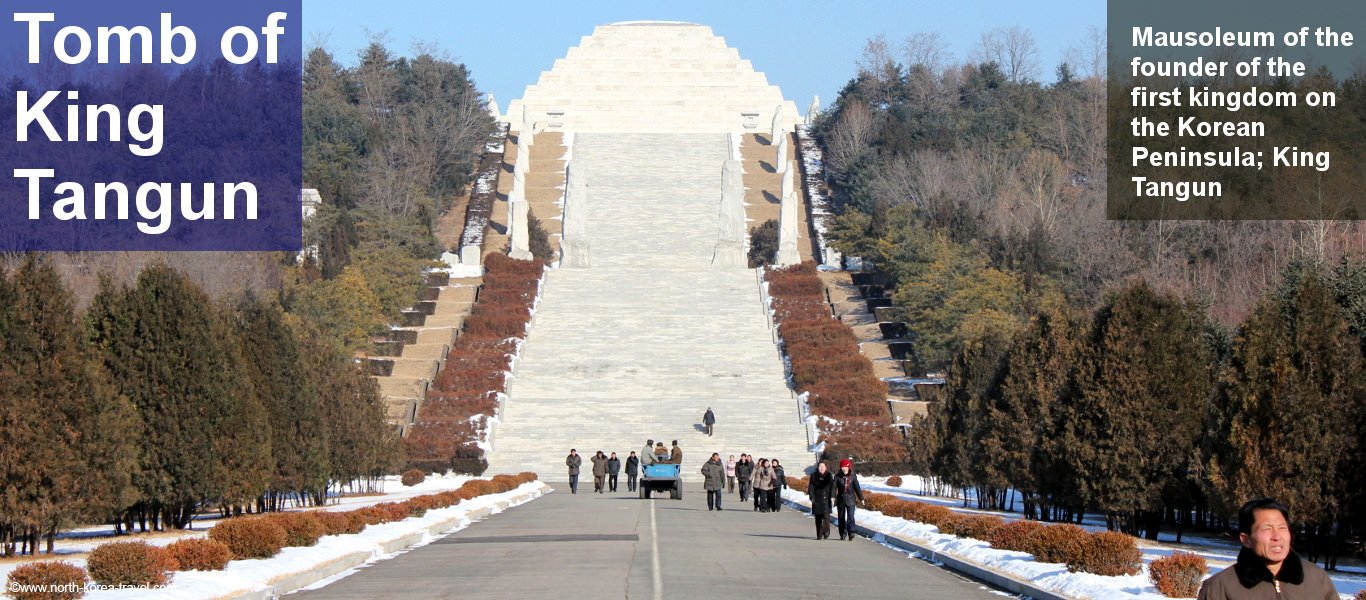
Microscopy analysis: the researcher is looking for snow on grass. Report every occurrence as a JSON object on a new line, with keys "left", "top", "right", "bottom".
{"left": 87, "top": 481, "right": 548, "bottom": 599}
{"left": 827, "top": 478, "right": 1365, "bottom": 599}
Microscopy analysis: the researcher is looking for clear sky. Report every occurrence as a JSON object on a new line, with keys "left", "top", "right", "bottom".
{"left": 303, "top": 1, "right": 1105, "bottom": 115}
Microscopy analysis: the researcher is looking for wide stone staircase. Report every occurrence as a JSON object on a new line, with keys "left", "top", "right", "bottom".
{"left": 486, "top": 133, "right": 812, "bottom": 480}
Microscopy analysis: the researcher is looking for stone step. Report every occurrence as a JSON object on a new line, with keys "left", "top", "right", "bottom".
{"left": 388, "top": 358, "right": 440, "bottom": 380}
{"left": 399, "top": 343, "right": 450, "bottom": 361}
{"left": 376, "top": 377, "right": 428, "bottom": 401}
{"left": 412, "top": 327, "right": 458, "bottom": 346}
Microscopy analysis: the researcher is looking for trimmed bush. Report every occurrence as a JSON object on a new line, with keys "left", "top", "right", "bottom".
{"left": 1069, "top": 531, "right": 1142, "bottom": 576}
{"left": 316, "top": 510, "right": 367, "bottom": 536}
{"left": 6, "top": 561, "right": 90, "bottom": 600}
{"left": 209, "top": 517, "right": 288, "bottom": 559}
{"left": 987, "top": 519, "right": 1045, "bottom": 552}
{"left": 885, "top": 475, "right": 903, "bottom": 487}
{"left": 940, "top": 514, "right": 1005, "bottom": 540}
{"left": 862, "top": 493, "right": 901, "bottom": 514}
{"left": 1148, "top": 552, "right": 1208, "bottom": 597}
{"left": 86, "top": 541, "right": 178, "bottom": 587}
{"left": 401, "top": 469, "right": 427, "bottom": 487}
{"left": 262, "top": 512, "right": 327, "bottom": 548}
{"left": 1024, "top": 523, "right": 1090, "bottom": 564}
{"left": 166, "top": 538, "right": 232, "bottom": 572}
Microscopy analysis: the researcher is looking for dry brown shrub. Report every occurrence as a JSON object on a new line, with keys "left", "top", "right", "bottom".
{"left": 401, "top": 469, "right": 427, "bottom": 487}
{"left": 209, "top": 517, "right": 288, "bottom": 559}
{"left": 885, "top": 475, "right": 903, "bottom": 487}
{"left": 987, "top": 519, "right": 1045, "bottom": 552}
{"left": 261, "top": 512, "right": 327, "bottom": 548}
{"left": 1069, "top": 531, "right": 1143, "bottom": 576}
{"left": 86, "top": 541, "right": 178, "bottom": 587}
{"left": 315, "top": 511, "right": 366, "bottom": 536}
{"left": 1148, "top": 552, "right": 1208, "bottom": 597}
{"left": 6, "top": 561, "right": 89, "bottom": 600}
{"left": 1024, "top": 523, "right": 1090, "bottom": 564}
{"left": 166, "top": 538, "right": 232, "bottom": 571}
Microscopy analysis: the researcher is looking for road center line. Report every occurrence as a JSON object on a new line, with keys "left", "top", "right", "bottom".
{"left": 650, "top": 499, "right": 662, "bottom": 600}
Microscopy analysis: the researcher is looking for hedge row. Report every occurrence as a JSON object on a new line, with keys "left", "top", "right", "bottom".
{"left": 4, "top": 473, "right": 539, "bottom": 598}
{"left": 765, "top": 263, "right": 903, "bottom": 461}
{"left": 406, "top": 254, "right": 545, "bottom": 474}
{"left": 861, "top": 493, "right": 1145, "bottom": 578}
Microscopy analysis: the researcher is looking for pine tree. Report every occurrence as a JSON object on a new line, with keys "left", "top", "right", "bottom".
{"left": 89, "top": 265, "right": 256, "bottom": 529}
{"left": 235, "top": 297, "right": 327, "bottom": 509}
{"left": 1208, "top": 268, "right": 1360, "bottom": 528}
{"left": 933, "top": 332, "right": 1009, "bottom": 508}
{"left": 987, "top": 309, "right": 1083, "bottom": 519}
{"left": 1069, "top": 282, "right": 1212, "bottom": 538}
{"left": 0, "top": 258, "right": 137, "bottom": 554}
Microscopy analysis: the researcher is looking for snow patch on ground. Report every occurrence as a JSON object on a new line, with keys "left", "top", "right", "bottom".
{"left": 89, "top": 482, "right": 548, "bottom": 599}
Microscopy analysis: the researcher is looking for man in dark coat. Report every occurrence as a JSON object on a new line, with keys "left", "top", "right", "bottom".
{"left": 607, "top": 452, "right": 621, "bottom": 492}
{"left": 625, "top": 451, "right": 640, "bottom": 492}
{"left": 735, "top": 454, "right": 754, "bottom": 502}
{"left": 806, "top": 462, "right": 835, "bottom": 540}
{"left": 833, "top": 459, "right": 864, "bottom": 540}
{"left": 565, "top": 449, "right": 582, "bottom": 494}
{"left": 590, "top": 451, "right": 608, "bottom": 494}
{"left": 702, "top": 407, "right": 716, "bottom": 436}
{"left": 701, "top": 453, "right": 726, "bottom": 511}
{"left": 1197, "top": 498, "right": 1339, "bottom": 600}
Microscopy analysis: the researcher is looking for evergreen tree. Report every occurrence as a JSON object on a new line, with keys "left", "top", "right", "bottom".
{"left": 1, "top": 258, "right": 137, "bottom": 554}
{"left": 1207, "top": 269, "right": 1360, "bottom": 528}
{"left": 933, "top": 332, "right": 1009, "bottom": 508}
{"left": 1069, "top": 282, "right": 1211, "bottom": 538}
{"left": 985, "top": 309, "right": 1083, "bottom": 519}
{"left": 235, "top": 297, "right": 327, "bottom": 509}
{"left": 88, "top": 265, "right": 254, "bottom": 529}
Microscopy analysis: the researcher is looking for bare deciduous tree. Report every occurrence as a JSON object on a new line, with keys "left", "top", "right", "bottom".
{"left": 902, "top": 32, "right": 951, "bottom": 74}
{"left": 971, "top": 26, "right": 1040, "bottom": 83}
{"left": 825, "top": 101, "right": 876, "bottom": 176}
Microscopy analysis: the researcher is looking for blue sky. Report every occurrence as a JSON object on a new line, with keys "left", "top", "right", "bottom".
{"left": 303, "top": 1, "right": 1105, "bottom": 114}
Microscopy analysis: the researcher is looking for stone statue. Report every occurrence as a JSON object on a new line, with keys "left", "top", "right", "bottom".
{"left": 770, "top": 104, "right": 784, "bottom": 142}
{"left": 561, "top": 160, "right": 590, "bottom": 268}
{"left": 712, "top": 160, "right": 746, "bottom": 268}
{"left": 806, "top": 96, "right": 820, "bottom": 125}
{"left": 777, "top": 162, "right": 800, "bottom": 266}
{"left": 509, "top": 199, "right": 532, "bottom": 260}
{"left": 774, "top": 134, "right": 788, "bottom": 174}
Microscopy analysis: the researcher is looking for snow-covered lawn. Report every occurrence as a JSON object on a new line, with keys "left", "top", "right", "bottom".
{"left": 784, "top": 477, "right": 1363, "bottom": 600}
{"left": 2, "top": 479, "right": 547, "bottom": 599}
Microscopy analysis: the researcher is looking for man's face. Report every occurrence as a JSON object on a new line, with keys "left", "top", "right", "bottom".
{"left": 1240, "top": 508, "right": 1291, "bottom": 566}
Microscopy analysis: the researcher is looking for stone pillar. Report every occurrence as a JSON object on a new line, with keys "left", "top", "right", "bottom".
{"left": 776, "top": 161, "right": 800, "bottom": 266}
{"left": 774, "top": 134, "right": 788, "bottom": 174}
{"left": 712, "top": 160, "right": 746, "bottom": 267}
{"left": 561, "top": 160, "right": 590, "bottom": 268}
{"left": 806, "top": 96, "right": 820, "bottom": 125}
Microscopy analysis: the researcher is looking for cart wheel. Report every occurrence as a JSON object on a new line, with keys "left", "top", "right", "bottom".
{"left": 639, "top": 486, "right": 648, "bottom": 499}
{"left": 670, "top": 481, "right": 682, "bottom": 500}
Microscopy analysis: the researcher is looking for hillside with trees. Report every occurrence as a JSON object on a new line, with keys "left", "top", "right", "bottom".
{"left": 813, "top": 28, "right": 1365, "bottom": 563}
{"left": 0, "top": 40, "right": 495, "bottom": 555}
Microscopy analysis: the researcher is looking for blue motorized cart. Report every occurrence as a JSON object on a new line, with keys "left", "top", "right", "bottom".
{"left": 639, "top": 462, "right": 682, "bottom": 500}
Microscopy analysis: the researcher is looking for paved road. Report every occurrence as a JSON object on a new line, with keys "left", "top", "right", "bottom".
{"left": 295, "top": 484, "right": 1005, "bottom": 600}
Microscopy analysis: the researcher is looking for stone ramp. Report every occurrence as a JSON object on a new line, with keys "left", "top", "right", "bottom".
{"left": 486, "top": 133, "right": 810, "bottom": 478}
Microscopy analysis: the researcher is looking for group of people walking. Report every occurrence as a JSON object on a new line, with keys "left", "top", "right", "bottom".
{"left": 564, "top": 440, "right": 684, "bottom": 494}
{"left": 567, "top": 443, "right": 866, "bottom": 541}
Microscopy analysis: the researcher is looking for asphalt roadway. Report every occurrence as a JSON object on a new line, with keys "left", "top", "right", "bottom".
{"left": 293, "top": 484, "right": 1007, "bottom": 600}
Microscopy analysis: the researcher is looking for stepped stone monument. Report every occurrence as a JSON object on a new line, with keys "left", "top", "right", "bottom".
{"left": 487, "top": 22, "right": 811, "bottom": 480}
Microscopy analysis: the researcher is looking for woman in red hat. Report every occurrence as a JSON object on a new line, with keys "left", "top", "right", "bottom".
{"left": 833, "top": 459, "right": 864, "bottom": 540}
